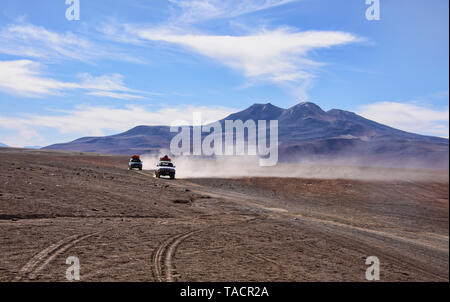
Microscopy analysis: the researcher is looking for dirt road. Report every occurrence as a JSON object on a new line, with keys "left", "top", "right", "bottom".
{"left": 0, "top": 148, "right": 448, "bottom": 281}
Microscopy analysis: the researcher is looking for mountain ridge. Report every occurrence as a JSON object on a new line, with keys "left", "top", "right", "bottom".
{"left": 43, "top": 102, "right": 449, "bottom": 169}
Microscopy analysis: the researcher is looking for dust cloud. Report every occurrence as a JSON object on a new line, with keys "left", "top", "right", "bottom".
{"left": 141, "top": 154, "right": 448, "bottom": 182}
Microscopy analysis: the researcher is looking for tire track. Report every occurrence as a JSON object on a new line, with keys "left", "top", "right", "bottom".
{"left": 15, "top": 232, "right": 98, "bottom": 281}
{"left": 138, "top": 170, "right": 449, "bottom": 281}
{"left": 152, "top": 230, "right": 201, "bottom": 282}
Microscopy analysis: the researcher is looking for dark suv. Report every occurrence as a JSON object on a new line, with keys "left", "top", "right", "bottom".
{"left": 129, "top": 156, "right": 143, "bottom": 170}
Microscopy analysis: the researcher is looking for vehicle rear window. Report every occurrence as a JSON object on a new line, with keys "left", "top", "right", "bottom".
{"left": 130, "top": 158, "right": 141, "bottom": 162}
{"left": 159, "top": 162, "right": 173, "bottom": 167}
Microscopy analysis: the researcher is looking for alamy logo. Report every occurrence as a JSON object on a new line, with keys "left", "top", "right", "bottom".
{"left": 66, "top": 256, "right": 80, "bottom": 281}
{"left": 365, "top": 256, "right": 380, "bottom": 281}
{"left": 366, "top": 0, "right": 380, "bottom": 21}
{"left": 170, "top": 113, "right": 279, "bottom": 166}
{"left": 65, "top": 0, "right": 80, "bottom": 21}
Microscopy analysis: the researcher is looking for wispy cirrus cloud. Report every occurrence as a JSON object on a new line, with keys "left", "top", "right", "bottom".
{"left": 0, "top": 60, "right": 146, "bottom": 100}
{"left": 96, "top": 0, "right": 360, "bottom": 99}
{"left": 358, "top": 101, "right": 449, "bottom": 138}
{"left": 86, "top": 91, "right": 146, "bottom": 100}
{"left": 77, "top": 73, "right": 138, "bottom": 93}
{"left": 168, "top": 0, "right": 299, "bottom": 23}
{"left": 0, "top": 23, "right": 143, "bottom": 63}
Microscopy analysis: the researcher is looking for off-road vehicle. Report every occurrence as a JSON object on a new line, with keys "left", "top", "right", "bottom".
{"left": 155, "top": 156, "right": 176, "bottom": 179}
{"left": 128, "top": 155, "right": 143, "bottom": 170}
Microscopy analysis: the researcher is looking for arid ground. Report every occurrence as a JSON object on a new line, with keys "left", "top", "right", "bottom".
{"left": 0, "top": 148, "right": 448, "bottom": 282}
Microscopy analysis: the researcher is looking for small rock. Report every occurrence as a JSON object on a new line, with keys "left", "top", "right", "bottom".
{"left": 172, "top": 199, "right": 190, "bottom": 204}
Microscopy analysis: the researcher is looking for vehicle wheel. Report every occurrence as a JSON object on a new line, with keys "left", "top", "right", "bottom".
{"left": 139, "top": 167, "right": 142, "bottom": 170}
{"left": 170, "top": 174, "right": 175, "bottom": 180}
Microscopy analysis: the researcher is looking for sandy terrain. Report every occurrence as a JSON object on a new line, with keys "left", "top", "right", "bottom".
{"left": 0, "top": 148, "right": 448, "bottom": 282}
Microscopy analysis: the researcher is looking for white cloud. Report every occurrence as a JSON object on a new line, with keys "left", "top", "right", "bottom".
{"left": 131, "top": 27, "right": 360, "bottom": 86}
{"left": 78, "top": 73, "right": 135, "bottom": 92}
{"left": 168, "top": 0, "right": 299, "bottom": 23}
{"left": 86, "top": 91, "right": 146, "bottom": 100}
{"left": 0, "top": 23, "right": 90, "bottom": 61}
{"left": 0, "top": 105, "right": 236, "bottom": 147}
{"left": 96, "top": 1, "right": 360, "bottom": 99}
{"left": 0, "top": 60, "right": 78, "bottom": 96}
{"left": 0, "top": 60, "right": 145, "bottom": 100}
{"left": 358, "top": 101, "right": 449, "bottom": 138}
{"left": 0, "top": 23, "right": 141, "bottom": 63}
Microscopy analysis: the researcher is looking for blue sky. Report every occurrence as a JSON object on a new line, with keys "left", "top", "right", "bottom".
{"left": 0, "top": 0, "right": 448, "bottom": 147}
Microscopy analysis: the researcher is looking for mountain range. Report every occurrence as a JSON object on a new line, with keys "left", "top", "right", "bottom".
{"left": 44, "top": 102, "right": 449, "bottom": 169}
